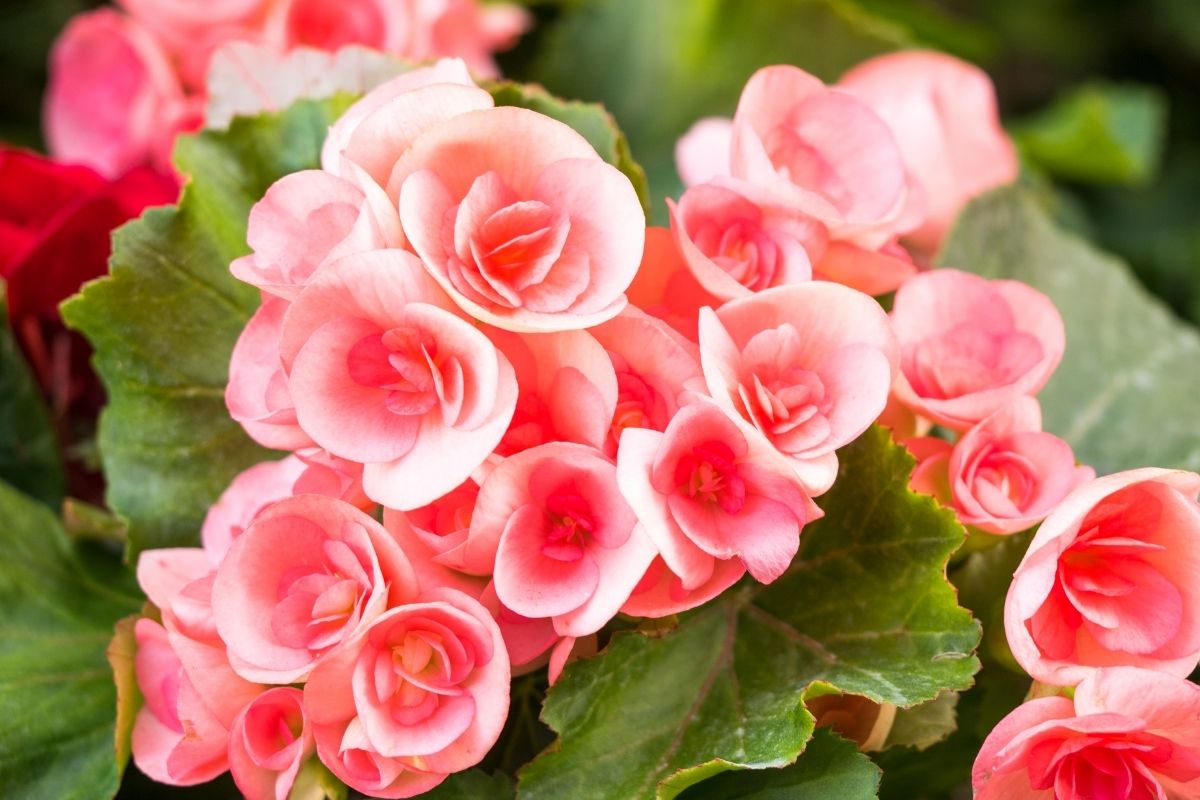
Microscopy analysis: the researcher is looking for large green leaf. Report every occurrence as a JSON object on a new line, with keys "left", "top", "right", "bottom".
{"left": 939, "top": 186, "right": 1200, "bottom": 474}
{"left": 62, "top": 98, "right": 349, "bottom": 557}
{"left": 0, "top": 480, "right": 142, "bottom": 799}
{"left": 525, "top": 0, "right": 909, "bottom": 222}
{"left": 678, "top": 729, "right": 882, "bottom": 799}
{"left": 1013, "top": 82, "right": 1167, "bottom": 186}
{"left": 0, "top": 288, "right": 63, "bottom": 507}
{"left": 518, "top": 427, "right": 980, "bottom": 799}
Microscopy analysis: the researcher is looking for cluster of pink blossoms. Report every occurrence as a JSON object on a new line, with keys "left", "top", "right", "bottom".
{"left": 126, "top": 49, "right": 1200, "bottom": 799}
{"left": 44, "top": 0, "right": 527, "bottom": 180}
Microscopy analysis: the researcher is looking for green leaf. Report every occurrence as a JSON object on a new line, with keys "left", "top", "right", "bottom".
{"left": 0, "top": 287, "right": 64, "bottom": 507}
{"left": 939, "top": 185, "right": 1200, "bottom": 474}
{"left": 0, "top": 480, "right": 143, "bottom": 799}
{"left": 518, "top": 427, "right": 980, "bottom": 799}
{"left": 489, "top": 80, "right": 650, "bottom": 215}
{"left": 883, "top": 691, "right": 958, "bottom": 752}
{"left": 421, "top": 770, "right": 515, "bottom": 800}
{"left": 525, "top": 0, "right": 909, "bottom": 222}
{"left": 62, "top": 98, "right": 352, "bottom": 557}
{"left": 677, "top": 729, "right": 882, "bottom": 799}
{"left": 1013, "top": 82, "right": 1167, "bottom": 185}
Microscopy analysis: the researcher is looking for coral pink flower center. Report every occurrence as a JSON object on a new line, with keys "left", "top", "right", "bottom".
{"left": 243, "top": 702, "right": 305, "bottom": 765}
{"left": 763, "top": 124, "right": 851, "bottom": 212}
{"left": 907, "top": 324, "right": 1043, "bottom": 400}
{"left": 693, "top": 219, "right": 779, "bottom": 290}
{"left": 1028, "top": 487, "right": 1185, "bottom": 659}
{"left": 271, "top": 532, "right": 374, "bottom": 653}
{"left": 448, "top": 172, "right": 577, "bottom": 311}
{"left": 1024, "top": 733, "right": 1184, "bottom": 800}
{"left": 348, "top": 326, "right": 463, "bottom": 419}
{"left": 967, "top": 443, "right": 1038, "bottom": 512}
{"left": 675, "top": 440, "right": 747, "bottom": 514}
{"left": 541, "top": 485, "right": 597, "bottom": 562}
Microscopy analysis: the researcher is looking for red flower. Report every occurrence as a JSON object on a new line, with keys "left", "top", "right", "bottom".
{"left": 0, "top": 147, "right": 177, "bottom": 324}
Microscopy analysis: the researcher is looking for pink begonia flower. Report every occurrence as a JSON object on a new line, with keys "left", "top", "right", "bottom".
{"left": 231, "top": 170, "right": 398, "bottom": 301}
{"left": 730, "top": 65, "right": 917, "bottom": 249}
{"left": 279, "top": 249, "right": 517, "bottom": 509}
{"left": 44, "top": 9, "right": 198, "bottom": 179}
{"left": 625, "top": 227, "right": 720, "bottom": 343}
{"left": 265, "top": 0, "right": 527, "bottom": 79}
{"left": 908, "top": 397, "right": 1094, "bottom": 534}
{"left": 1005, "top": 469, "right": 1200, "bottom": 686}
{"left": 201, "top": 453, "right": 371, "bottom": 566}
{"left": 212, "top": 494, "right": 419, "bottom": 683}
{"left": 972, "top": 667, "right": 1200, "bottom": 799}
{"left": 395, "top": 106, "right": 646, "bottom": 332}
{"left": 466, "top": 442, "right": 657, "bottom": 636}
{"left": 303, "top": 588, "right": 510, "bottom": 798}
{"left": 131, "top": 618, "right": 261, "bottom": 786}
{"left": 891, "top": 269, "right": 1065, "bottom": 431}
{"left": 229, "top": 687, "right": 314, "bottom": 800}
{"left": 698, "top": 282, "right": 898, "bottom": 494}
{"left": 676, "top": 117, "right": 733, "bottom": 188}
{"left": 320, "top": 59, "right": 492, "bottom": 185}
{"left": 620, "top": 554, "right": 745, "bottom": 619}
{"left": 618, "top": 402, "right": 822, "bottom": 585}
{"left": 840, "top": 50, "right": 1018, "bottom": 258}
{"left": 590, "top": 307, "right": 705, "bottom": 458}
{"left": 226, "top": 295, "right": 313, "bottom": 451}
{"left": 488, "top": 327, "right": 617, "bottom": 456}
{"left": 667, "top": 179, "right": 820, "bottom": 300}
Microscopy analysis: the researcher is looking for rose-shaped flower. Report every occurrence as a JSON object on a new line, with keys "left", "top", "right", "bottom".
{"left": 1005, "top": 469, "right": 1200, "bottom": 686}
{"left": 279, "top": 249, "right": 517, "bottom": 509}
{"left": 667, "top": 179, "right": 819, "bottom": 300}
{"left": 890, "top": 269, "right": 1065, "bottom": 430}
{"left": 625, "top": 227, "right": 720, "bottom": 343}
{"left": 840, "top": 50, "right": 1018, "bottom": 257}
{"left": 131, "top": 619, "right": 261, "bottom": 786}
{"left": 908, "top": 398, "right": 1094, "bottom": 534}
{"left": 229, "top": 687, "right": 314, "bottom": 800}
{"left": 395, "top": 106, "right": 646, "bottom": 331}
{"left": 465, "top": 442, "right": 657, "bottom": 635}
{"left": 698, "top": 282, "right": 898, "bottom": 493}
{"left": 729, "top": 65, "right": 915, "bottom": 248}
{"left": 45, "top": 9, "right": 199, "bottom": 178}
{"left": 973, "top": 667, "right": 1200, "bottom": 799}
{"left": 231, "top": 170, "right": 398, "bottom": 300}
{"left": 591, "top": 307, "right": 705, "bottom": 457}
{"left": 212, "top": 494, "right": 419, "bottom": 683}
{"left": 303, "top": 588, "right": 510, "bottom": 798}
{"left": 618, "top": 402, "right": 822, "bottom": 585}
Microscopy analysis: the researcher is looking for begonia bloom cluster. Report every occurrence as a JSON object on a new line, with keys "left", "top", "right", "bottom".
{"left": 121, "top": 49, "right": 1200, "bottom": 800}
